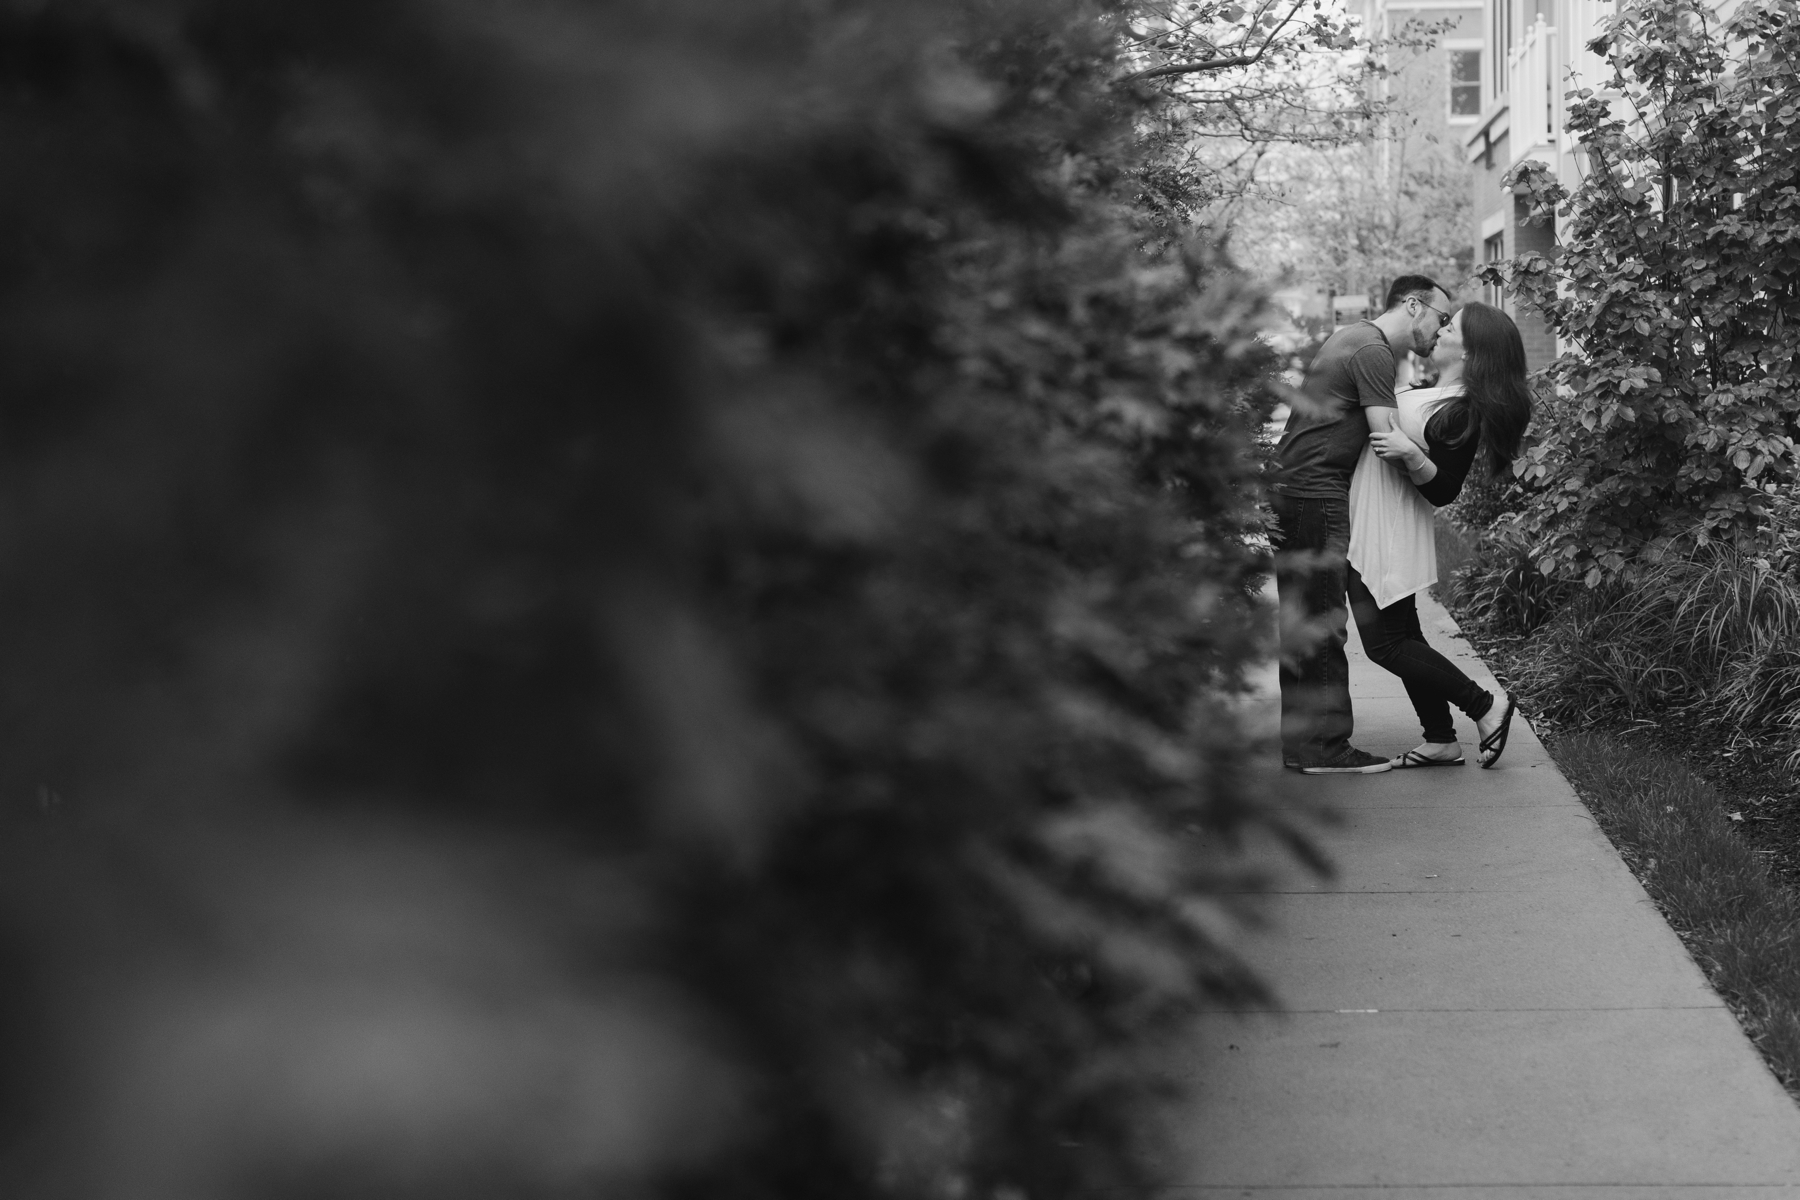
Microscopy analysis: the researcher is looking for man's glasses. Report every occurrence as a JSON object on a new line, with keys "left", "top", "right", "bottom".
{"left": 1414, "top": 297, "right": 1452, "bottom": 329}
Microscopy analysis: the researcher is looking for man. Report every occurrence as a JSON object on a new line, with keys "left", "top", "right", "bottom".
{"left": 1274, "top": 275, "right": 1453, "bottom": 773}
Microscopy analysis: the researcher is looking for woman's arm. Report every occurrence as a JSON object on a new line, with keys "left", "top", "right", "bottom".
{"left": 1414, "top": 432, "right": 1479, "bottom": 507}
{"left": 1369, "top": 427, "right": 1438, "bottom": 486}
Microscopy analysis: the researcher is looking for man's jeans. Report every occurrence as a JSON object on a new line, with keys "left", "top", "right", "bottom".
{"left": 1273, "top": 493, "right": 1353, "bottom": 764}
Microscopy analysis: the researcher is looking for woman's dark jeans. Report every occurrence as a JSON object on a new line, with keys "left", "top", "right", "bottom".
{"left": 1346, "top": 565, "right": 1493, "bottom": 744}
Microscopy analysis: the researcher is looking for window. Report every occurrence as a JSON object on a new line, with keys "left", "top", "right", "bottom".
{"left": 1450, "top": 49, "right": 1482, "bottom": 117}
{"left": 1483, "top": 233, "right": 1506, "bottom": 308}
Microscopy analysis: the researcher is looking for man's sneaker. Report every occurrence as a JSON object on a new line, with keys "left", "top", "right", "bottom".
{"left": 1297, "top": 747, "right": 1393, "bottom": 775}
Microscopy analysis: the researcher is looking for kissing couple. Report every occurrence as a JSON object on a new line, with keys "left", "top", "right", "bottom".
{"left": 1272, "top": 275, "right": 1533, "bottom": 775}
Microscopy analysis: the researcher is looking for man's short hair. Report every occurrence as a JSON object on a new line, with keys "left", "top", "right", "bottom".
{"left": 1384, "top": 274, "right": 1444, "bottom": 311}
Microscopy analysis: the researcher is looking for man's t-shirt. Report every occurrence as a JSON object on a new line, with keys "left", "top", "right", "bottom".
{"left": 1275, "top": 322, "right": 1398, "bottom": 499}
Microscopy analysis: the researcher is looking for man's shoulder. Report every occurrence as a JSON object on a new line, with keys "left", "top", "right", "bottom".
{"left": 1342, "top": 322, "right": 1392, "bottom": 355}
{"left": 1316, "top": 321, "right": 1391, "bottom": 361}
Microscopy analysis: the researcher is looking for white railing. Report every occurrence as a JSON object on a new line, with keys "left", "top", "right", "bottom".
{"left": 1508, "top": 14, "right": 1557, "bottom": 162}
{"left": 1562, "top": 0, "right": 1609, "bottom": 95}
{"left": 1562, "top": 0, "right": 1621, "bottom": 157}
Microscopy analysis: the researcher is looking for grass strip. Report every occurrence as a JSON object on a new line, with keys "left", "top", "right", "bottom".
{"left": 1547, "top": 728, "right": 1800, "bottom": 1093}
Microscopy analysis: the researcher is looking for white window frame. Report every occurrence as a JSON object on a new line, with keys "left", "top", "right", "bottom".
{"left": 1491, "top": 0, "right": 1513, "bottom": 104}
{"left": 1482, "top": 230, "right": 1506, "bottom": 309}
{"left": 1445, "top": 39, "right": 1484, "bottom": 124}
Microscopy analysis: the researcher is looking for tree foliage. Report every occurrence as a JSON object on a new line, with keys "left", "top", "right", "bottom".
{"left": 0, "top": 2, "right": 1300, "bottom": 1197}
{"left": 1225, "top": 120, "right": 1472, "bottom": 296}
{"left": 1482, "top": 0, "right": 1800, "bottom": 585}
{"left": 1118, "top": 0, "right": 1454, "bottom": 223}
{"left": 1116, "top": 0, "right": 1366, "bottom": 83}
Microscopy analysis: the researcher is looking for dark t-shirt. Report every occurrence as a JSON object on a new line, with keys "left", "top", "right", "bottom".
{"left": 1276, "top": 322, "right": 1398, "bottom": 499}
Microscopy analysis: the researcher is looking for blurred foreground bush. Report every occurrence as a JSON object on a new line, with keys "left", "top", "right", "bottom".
{"left": 0, "top": 2, "right": 1296, "bottom": 1197}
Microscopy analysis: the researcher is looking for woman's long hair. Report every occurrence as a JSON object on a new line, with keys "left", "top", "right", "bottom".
{"left": 1426, "top": 300, "right": 1532, "bottom": 472}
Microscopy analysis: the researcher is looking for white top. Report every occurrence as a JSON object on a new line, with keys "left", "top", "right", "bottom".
{"left": 1347, "top": 385, "right": 1459, "bottom": 610}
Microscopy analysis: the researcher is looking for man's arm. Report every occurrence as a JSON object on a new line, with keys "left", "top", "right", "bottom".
{"left": 1351, "top": 345, "right": 1438, "bottom": 482}
{"left": 1349, "top": 343, "right": 1398, "bottom": 421}
{"left": 1350, "top": 342, "right": 1400, "bottom": 438}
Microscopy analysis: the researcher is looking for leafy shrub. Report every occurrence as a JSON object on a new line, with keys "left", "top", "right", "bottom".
{"left": 1433, "top": 513, "right": 1480, "bottom": 585}
{"left": 0, "top": 2, "right": 1299, "bottom": 1198}
{"left": 1482, "top": 0, "right": 1800, "bottom": 585}
{"left": 1447, "top": 521, "right": 1572, "bottom": 635}
{"left": 1755, "top": 488, "right": 1800, "bottom": 581}
{"left": 1502, "top": 545, "right": 1800, "bottom": 763}
{"left": 1442, "top": 453, "right": 1527, "bottom": 531}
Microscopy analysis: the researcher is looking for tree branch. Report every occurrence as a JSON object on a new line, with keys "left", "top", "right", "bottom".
{"left": 1116, "top": 53, "right": 1258, "bottom": 82}
{"left": 1114, "top": 0, "right": 1309, "bottom": 85}
{"left": 1255, "top": 0, "right": 1310, "bottom": 60}
{"left": 1119, "top": 11, "right": 1210, "bottom": 49}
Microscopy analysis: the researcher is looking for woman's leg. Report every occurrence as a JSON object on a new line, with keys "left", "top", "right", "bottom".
{"left": 1347, "top": 566, "right": 1492, "bottom": 743}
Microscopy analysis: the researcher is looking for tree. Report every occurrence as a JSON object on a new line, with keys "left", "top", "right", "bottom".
{"left": 1482, "top": 0, "right": 1800, "bottom": 585}
{"left": 1115, "top": 0, "right": 1366, "bottom": 83}
{"left": 1116, "top": 0, "right": 1456, "bottom": 225}
{"left": 1224, "top": 121, "right": 1473, "bottom": 294}
{"left": 0, "top": 2, "right": 1303, "bottom": 1198}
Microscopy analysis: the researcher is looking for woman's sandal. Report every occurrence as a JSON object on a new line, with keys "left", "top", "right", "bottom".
{"left": 1477, "top": 694, "right": 1517, "bottom": 769}
{"left": 1392, "top": 745, "right": 1464, "bottom": 768}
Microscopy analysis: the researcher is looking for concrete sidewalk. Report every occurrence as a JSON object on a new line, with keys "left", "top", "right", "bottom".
{"left": 1172, "top": 591, "right": 1800, "bottom": 1197}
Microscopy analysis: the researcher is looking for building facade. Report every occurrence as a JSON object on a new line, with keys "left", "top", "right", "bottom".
{"left": 1358, "top": 0, "right": 1483, "bottom": 303}
{"left": 1361, "top": 0, "right": 1486, "bottom": 145}
{"left": 1462, "top": 0, "right": 1616, "bottom": 368}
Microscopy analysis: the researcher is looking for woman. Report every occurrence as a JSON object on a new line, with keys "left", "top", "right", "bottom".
{"left": 1346, "top": 301, "right": 1532, "bottom": 768}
